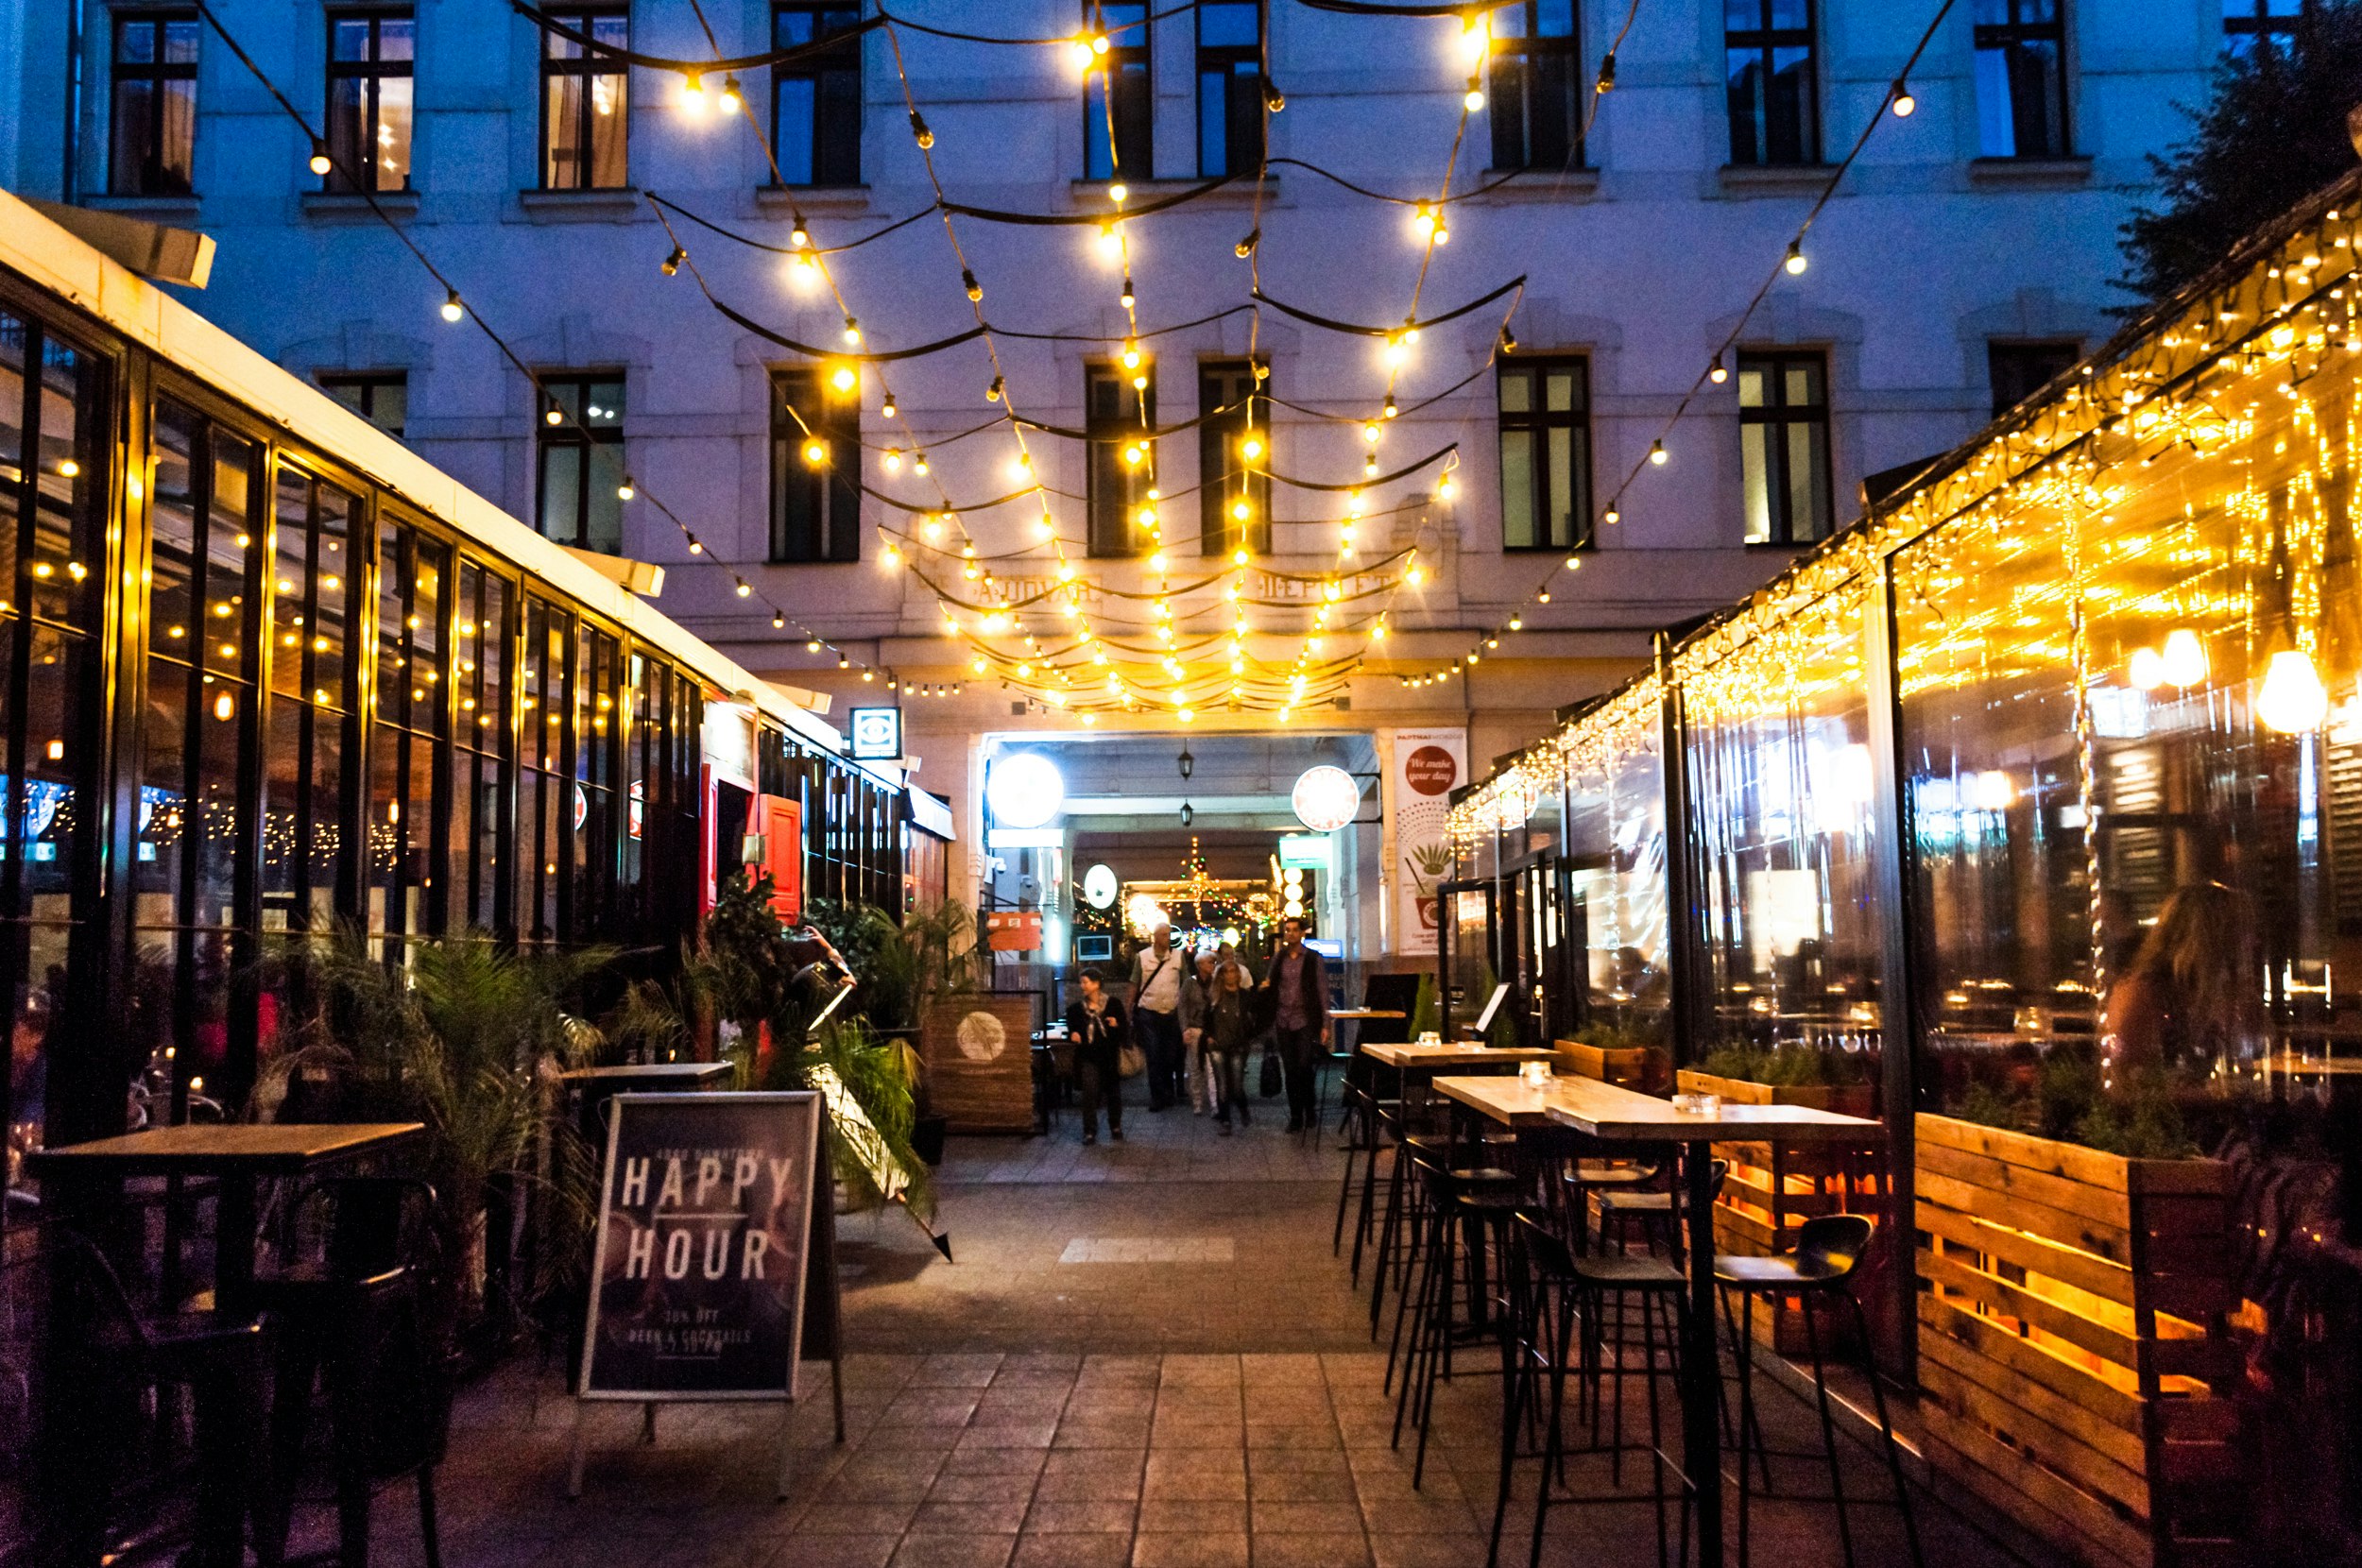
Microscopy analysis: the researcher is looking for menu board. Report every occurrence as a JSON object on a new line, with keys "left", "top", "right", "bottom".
{"left": 578, "top": 1091, "right": 823, "bottom": 1402}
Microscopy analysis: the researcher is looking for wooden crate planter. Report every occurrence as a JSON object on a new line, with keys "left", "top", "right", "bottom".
{"left": 1913, "top": 1113, "right": 2240, "bottom": 1568}
{"left": 919, "top": 994, "right": 1037, "bottom": 1133}
{"left": 1552, "top": 1039, "right": 1669, "bottom": 1092}
{"left": 1675, "top": 1069, "right": 1883, "bottom": 1353}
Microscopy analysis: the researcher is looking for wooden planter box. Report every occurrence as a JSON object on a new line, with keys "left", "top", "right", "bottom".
{"left": 1913, "top": 1113, "right": 2240, "bottom": 1568}
{"left": 1675, "top": 1069, "right": 1883, "bottom": 1353}
{"left": 1553, "top": 1039, "right": 1669, "bottom": 1092}
{"left": 919, "top": 994, "right": 1036, "bottom": 1133}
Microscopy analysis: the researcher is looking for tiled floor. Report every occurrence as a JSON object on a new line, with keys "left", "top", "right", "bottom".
{"left": 298, "top": 1085, "right": 2041, "bottom": 1567}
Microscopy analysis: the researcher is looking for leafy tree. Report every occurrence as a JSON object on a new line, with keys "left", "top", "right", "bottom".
{"left": 2120, "top": 5, "right": 2362, "bottom": 304}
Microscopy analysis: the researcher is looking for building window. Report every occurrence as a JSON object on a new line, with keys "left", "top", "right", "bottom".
{"left": 771, "top": 4, "right": 862, "bottom": 187}
{"left": 1087, "top": 363, "right": 1155, "bottom": 557}
{"left": 1085, "top": 3, "right": 1152, "bottom": 181}
{"left": 1196, "top": 1, "right": 1261, "bottom": 178}
{"left": 110, "top": 10, "right": 200, "bottom": 196}
{"left": 1198, "top": 361, "right": 1270, "bottom": 555}
{"left": 325, "top": 9, "right": 413, "bottom": 191}
{"left": 1738, "top": 351, "right": 1833, "bottom": 545}
{"left": 1725, "top": 0, "right": 1817, "bottom": 167}
{"left": 1498, "top": 359, "right": 1591, "bottom": 552}
{"left": 2223, "top": 0, "right": 2306, "bottom": 53}
{"left": 1488, "top": 1, "right": 1581, "bottom": 173}
{"left": 770, "top": 368, "right": 861, "bottom": 563}
{"left": 319, "top": 372, "right": 407, "bottom": 437}
{"left": 1974, "top": 0, "right": 2070, "bottom": 159}
{"left": 540, "top": 6, "right": 628, "bottom": 190}
{"left": 535, "top": 374, "right": 625, "bottom": 554}
{"left": 1987, "top": 339, "right": 2080, "bottom": 417}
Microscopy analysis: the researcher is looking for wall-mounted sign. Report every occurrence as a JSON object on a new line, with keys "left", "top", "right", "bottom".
{"left": 984, "top": 910, "right": 1044, "bottom": 951}
{"left": 985, "top": 752, "right": 1065, "bottom": 828}
{"left": 1392, "top": 728, "right": 1467, "bottom": 957}
{"left": 987, "top": 827, "right": 1063, "bottom": 849}
{"left": 1082, "top": 863, "right": 1120, "bottom": 908}
{"left": 847, "top": 706, "right": 902, "bottom": 760}
{"left": 578, "top": 1091, "right": 824, "bottom": 1401}
{"left": 1277, "top": 834, "right": 1332, "bottom": 871}
{"left": 1291, "top": 765, "right": 1361, "bottom": 833}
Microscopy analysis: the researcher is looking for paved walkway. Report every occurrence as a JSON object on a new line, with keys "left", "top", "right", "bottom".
{"left": 330, "top": 1085, "right": 2039, "bottom": 1568}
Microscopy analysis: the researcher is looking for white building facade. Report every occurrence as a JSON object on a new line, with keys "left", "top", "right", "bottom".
{"left": 0, "top": 0, "right": 2266, "bottom": 927}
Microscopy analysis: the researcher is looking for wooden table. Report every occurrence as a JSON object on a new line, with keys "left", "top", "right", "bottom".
{"left": 1358, "top": 1043, "right": 1558, "bottom": 1125}
{"left": 28, "top": 1121, "right": 424, "bottom": 1568}
{"left": 1543, "top": 1077, "right": 1878, "bottom": 1568}
{"left": 558, "top": 1062, "right": 732, "bottom": 1142}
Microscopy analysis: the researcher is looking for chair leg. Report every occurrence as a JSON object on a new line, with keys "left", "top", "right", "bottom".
{"left": 1736, "top": 1292, "right": 1757, "bottom": 1568}
{"left": 1847, "top": 1293, "right": 1926, "bottom": 1568}
{"left": 1529, "top": 1291, "right": 1575, "bottom": 1568}
{"left": 417, "top": 1465, "right": 445, "bottom": 1568}
{"left": 1371, "top": 1142, "right": 1409, "bottom": 1329}
{"left": 1332, "top": 1099, "right": 1361, "bottom": 1255}
{"left": 1351, "top": 1128, "right": 1384, "bottom": 1281}
{"left": 1801, "top": 1293, "right": 1857, "bottom": 1568}
{"left": 1487, "top": 1280, "right": 1530, "bottom": 1568}
{"left": 1641, "top": 1291, "right": 1670, "bottom": 1568}
{"left": 1393, "top": 1201, "right": 1445, "bottom": 1448}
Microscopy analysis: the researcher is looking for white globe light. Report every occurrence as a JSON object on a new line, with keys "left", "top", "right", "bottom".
{"left": 1083, "top": 863, "right": 1120, "bottom": 909}
{"left": 987, "top": 752, "right": 1066, "bottom": 828}
{"left": 1291, "top": 765, "right": 1360, "bottom": 832}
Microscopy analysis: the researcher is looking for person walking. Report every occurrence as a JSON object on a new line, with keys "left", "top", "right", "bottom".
{"left": 1178, "top": 950, "right": 1218, "bottom": 1115}
{"left": 1130, "top": 924, "right": 1187, "bottom": 1111}
{"left": 1204, "top": 952, "right": 1253, "bottom": 1133}
{"left": 1064, "top": 969, "right": 1129, "bottom": 1146}
{"left": 1257, "top": 917, "right": 1329, "bottom": 1132}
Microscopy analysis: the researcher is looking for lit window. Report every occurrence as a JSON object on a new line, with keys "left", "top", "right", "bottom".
{"left": 535, "top": 373, "right": 625, "bottom": 553}
{"left": 1498, "top": 358, "right": 1591, "bottom": 552}
{"left": 1489, "top": 1, "right": 1582, "bottom": 173}
{"left": 110, "top": 10, "right": 200, "bottom": 196}
{"left": 540, "top": 7, "right": 628, "bottom": 190}
{"left": 1084, "top": 2, "right": 1152, "bottom": 181}
{"left": 1737, "top": 350, "right": 1832, "bottom": 545}
{"left": 1974, "top": 0, "right": 2071, "bottom": 160}
{"left": 325, "top": 9, "right": 414, "bottom": 192}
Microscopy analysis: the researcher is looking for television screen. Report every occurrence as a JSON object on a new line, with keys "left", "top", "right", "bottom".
{"left": 1074, "top": 934, "right": 1114, "bottom": 963}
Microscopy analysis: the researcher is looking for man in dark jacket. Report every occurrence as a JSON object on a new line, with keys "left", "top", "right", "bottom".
{"left": 1256, "top": 917, "right": 1328, "bottom": 1131}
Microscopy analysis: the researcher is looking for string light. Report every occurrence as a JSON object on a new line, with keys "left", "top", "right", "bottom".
{"left": 439, "top": 289, "right": 464, "bottom": 323}
{"left": 1891, "top": 79, "right": 1916, "bottom": 117}
{"left": 308, "top": 138, "right": 332, "bottom": 176}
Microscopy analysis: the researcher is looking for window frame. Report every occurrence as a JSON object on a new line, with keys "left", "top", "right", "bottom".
{"left": 1496, "top": 355, "right": 1593, "bottom": 554}
{"left": 109, "top": 9, "right": 201, "bottom": 197}
{"left": 324, "top": 6, "right": 414, "bottom": 193}
{"left": 1487, "top": 0, "right": 1583, "bottom": 174}
{"left": 769, "top": 2, "right": 864, "bottom": 188}
{"left": 1986, "top": 338, "right": 2080, "bottom": 418}
{"left": 1972, "top": 0, "right": 2072, "bottom": 161}
{"left": 1084, "top": 2, "right": 1153, "bottom": 182}
{"left": 1197, "top": 360, "right": 1270, "bottom": 556}
{"left": 2222, "top": 0, "right": 2308, "bottom": 54}
{"left": 1194, "top": 0, "right": 1262, "bottom": 179}
{"left": 318, "top": 371, "right": 407, "bottom": 437}
{"left": 1086, "top": 361, "right": 1156, "bottom": 558}
{"left": 1737, "top": 349, "right": 1835, "bottom": 547}
{"left": 1724, "top": 0, "right": 1820, "bottom": 168}
{"left": 769, "top": 367, "right": 862, "bottom": 564}
{"left": 538, "top": 4, "right": 629, "bottom": 192}
{"left": 532, "top": 372, "right": 626, "bottom": 554}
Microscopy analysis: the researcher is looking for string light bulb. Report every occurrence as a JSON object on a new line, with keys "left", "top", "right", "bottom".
{"left": 883, "top": 449, "right": 903, "bottom": 473}
{"left": 1709, "top": 356, "right": 1728, "bottom": 384}
{"left": 773, "top": 614, "right": 787, "bottom": 630}
{"left": 309, "top": 138, "right": 333, "bottom": 176}
{"left": 1235, "top": 229, "right": 1259, "bottom": 259}
{"left": 2259, "top": 648, "right": 2330, "bottom": 733}
{"left": 679, "top": 72, "right": 709, "bottom": 113}
{"left": 1891, "top": 79, "right": 1916, "bottom": 116}
{"left": 962, "top": 268, "right": 982, "bottom": 300}
{"left": 803, "top": 438, "right": 829, "bottom": 467}
{"left": 735, "top": 581, "right": 753, "bottom": 598}
{"left": 616, "top": 475, "right": 636, "bottom": 501}
{"left": 1784, "top": 241, "right": 1807, "bottom": 275}
{"left": 909, "top": 111, "right": 933, "bottom": 148}
{"left": 829, "top": 364, "right": 857, "bottom": 394}
{"left": 842, "top": 318, "right": 862, "bottom": 346}
{"left": 440, "top": 289, "right": 464, "bottom": 323}
{"left": 986, "top": 375, "right": 1004, "bottom": 402}
{"left": 1649, "top": 439, "right": 1669, "bottom": 466}
{"left": 1121, "top": 338, "right": 1141, "bottom": 369}
{"left": 789, "top": 224, "right": 811, "bottom": 249}
{"left": 660, "top": 246, "right": 684, "bottom": 276}
{"left": 1241, "top": 431, "right": 1264, "bottom": 461}
{"left": 718, "top": 76, "right": 743, "bottom": 114}
{"left": 1463, "top": 77, "right": 1485, "bottom": 112}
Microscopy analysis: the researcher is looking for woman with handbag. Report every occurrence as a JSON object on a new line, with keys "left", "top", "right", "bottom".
{"left": 1064, "top": 969, "right": 1130, "bottom": 1146}
{"left": 1204, "top": 954, "right": 1253, "bottom": 1133}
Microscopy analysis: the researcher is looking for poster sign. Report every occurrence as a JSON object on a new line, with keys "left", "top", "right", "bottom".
{"left": 578, "top": 1092, "right": 823, "bottom": 1402}
{"left": 847, "top": 706, "right": 903, "bottom": 760}
{"left": 984, "top": 909, "right": 1043, "bottom": 951}
{"left": 1390, "top": 727, "right": 1466, "bottom": 957}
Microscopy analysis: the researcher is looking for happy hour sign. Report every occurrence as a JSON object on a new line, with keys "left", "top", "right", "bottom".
{"left": 578, "top": 1092, "right": 823, "bottom": 1401}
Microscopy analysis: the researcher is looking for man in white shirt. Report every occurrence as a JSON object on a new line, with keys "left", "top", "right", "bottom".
{"left": 1131, "top": 924, "right": 1186, "bottom": 1111}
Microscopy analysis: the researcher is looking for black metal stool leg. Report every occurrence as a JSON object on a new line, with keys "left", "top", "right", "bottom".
{"left": 1800, "top": 1292, "right": 1857, "bottom": 1568}
{"left": 1847, "top": 1293, "right": 1926, "bottom": 1568}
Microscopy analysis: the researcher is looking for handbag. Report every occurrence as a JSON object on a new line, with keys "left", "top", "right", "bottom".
{"left": 1119, "top": 1042, "right": 1147, "bottom": 1078}
{"left": 1259, "top": 1044, "right": 1283, "bottom": 1099}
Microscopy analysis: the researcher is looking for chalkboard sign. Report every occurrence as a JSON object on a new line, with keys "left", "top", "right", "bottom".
{"left": 578, "top": 1091, "right": 824, "bottom": 1402}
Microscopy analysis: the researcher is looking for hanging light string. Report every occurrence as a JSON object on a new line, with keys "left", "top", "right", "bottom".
{"left": 188, "top": 0, "right": 886, "bottom": 683}
{"left": 1400, "top": 0, "right": 1958, "bottom": 686}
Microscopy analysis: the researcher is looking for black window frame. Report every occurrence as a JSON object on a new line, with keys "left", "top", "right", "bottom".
{"left": 1488, "top": 0, "right": 1583, "bottom": 174}
{"left": 1496, "top": 356, "right": 1592, "bottom": 553}
{"left": 2223, "top": 0, "right": 2308, "bottom": 53}
{"left": 318, "top": 371, "right": 408, "bottom": 437}
{"left": 1724, "top": 0, "right": 1819, "bottom": 168}
{"left": 324, "top": 6, "right": 415, "bottom": 193}
{"left": 533, "top": 372, "right": 626, "bottom": 554}
{"left": 769, "top": 367, "right": 862, "bottom": 564}
{"left": 1737, "top": 349, "right": 1834, "bottom": 547}
{"left": 1197, "top": 360, "right": 1270, "bottom": 556}
{"left": 1986, "top": 339, "right": 2080, "bottom": 418}
{"left": 1084, "top": 2, "right": 1152, "bottom": 182}
{"left": 769, "top": 2, "right": 863, "bottom": 189}
{"left": 1973, "top": 0, "right": 2072, "bottom": 161}
{"left": 538, "top": 4, "right": 629, "bottom": 192}
{"left": 1195, "top": 0, "right": 1262, "bottom": 179}
{"left": 1086, "top": 362, "right": 1155, "bottom": 558}
{"left": 109, "top": 9, "right": 201, "bottom": 197}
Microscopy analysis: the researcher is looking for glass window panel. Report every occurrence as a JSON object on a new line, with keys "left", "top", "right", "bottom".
{"left": 1787, "top": 422, "right": 1820, "bottom": 534}
{"left": 448, "top": 750, "right": 476, "bottom": 929}
{"left": 1740, "top": 425, "right": 1771, "bottom": 542}
{"left": 377, "top": 522, "right": 404, "bottom": 724}
{"left": 193, "top": 680, "right": 245, "bottom": 930}
{"left": 1547, "top": 427, "right": 1573, "bottom": 548}
{"left": 202, "top": 439, "right": 254, "bottom": 678}
{"left": 309, "top": 719, "right": 343, "bottom": 927}
{"left": 314, "top": 486, "right": 350, "bottom": 710}
{"left": 1499, "top": 429, "right": 1534, "bottom": 549}
{"left": 136, "top": 671, "right": 189, "bottom": 899}
{"left": 1499, "top": 371, "right": 1532, "bottom": 415}
{"left": 775, "top": 78, "right": 817, "bottom": 184}
{"left": 32, "top": 337, "right": 97, "bottom": 630}
{"left": 149, "top": 402, "right": 199, "bottom": 653}
{"left": 405, "top": 737, "right": 436, "bottom": 934}
{"left": 272, "top": 469, "right": 311, "bottom": 701}
{"left": 367, "top": 734, "right": 401, "bottom": 936}
{"left": 1545, "top": 372, "right": 1574, "bottom": 413}
{"left": 377, "top": 77, "right": 414, "bottom": 187}
{"left": 408, "top": 538, "right": 445, "bottom": 732}
{"left": 263, "top": 698, "right": 303, "bottom": 901}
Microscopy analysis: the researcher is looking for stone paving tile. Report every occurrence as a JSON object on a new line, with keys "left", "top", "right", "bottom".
{"left": 1011, "top": 1535, "right": 1138, "bottom": 1568}
{"left": 1128, "top": 1531, "right": 1252, "bottom": 1567}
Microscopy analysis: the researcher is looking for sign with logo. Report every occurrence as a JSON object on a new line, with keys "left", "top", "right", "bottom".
{"left": 1390, "top": 728, "right": 1466, "bottom": 957}
{"left": 984, "top": 909, "right": 1044, "bottom": 951}
{"left": 1277, "top": 834, "right": 1332, "bottom": 871}
{"left": 1081, "top": 863, "right": 1120, "bottom": 908}
{"left": 1291, "top": 764, "right": 1361, "bottom": 833}
{"left": 578, "top": 1091, "right": 824, "bottom": 1401}
{"left": 847, "top": 707, "right": 902, "bottom": 761}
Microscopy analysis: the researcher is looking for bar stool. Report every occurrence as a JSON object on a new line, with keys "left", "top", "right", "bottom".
{"left": 1595, "top": 1157, "right": 1730, "bottom": 1256}
{"left": 1394, "top": 1157, "right": 1523, "bottom": 1487}
{"left": 1490, "top": 1212, "right": 1689, "bottom": 1568}
{"left": 1332, "top": 1082, "right": 1400, "bottom": 1275}
{"left": 1715, "top": 1214, "right": 1923, "bottom": 1568}
{"left": 1559, "top": 1158, "right": 1659, "bottom": 1252}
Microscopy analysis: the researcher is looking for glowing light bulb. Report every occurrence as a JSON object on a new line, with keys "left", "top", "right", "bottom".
{"left": 1463, "top": 81, "right": 1485, "bottom": 112}
{"left": 883, "top": 449, "right": 903, "bottom": 473}
{"left": 2128, "top": 648, "right": 2165, "bottom": 690}
{"left": 830, "top": 365, "right": 857, "bottom": 394}
{"left": 735, "top": 581, "right": 753, "bottom": 598}
{"left": 440, "top": 289, "right": 464, "bottom": 322}
{"left": 843, "top": 318, "right": 862, "bottom": 346}
{"left": 1383, "top": 335, "right": 1408, "bottom": 367}
{"left": 1412, "top": 203, "right": 1435, "bottom": 238}
{"left": 1364, "top": 422, "right": 1380, "bottom": 445}
{"left": 1649, "top": 440, "right": 1668, "bottom": 466}
{"left": 2161, "top": 627, "right": 2209, "bottom": 687}
{"left": 1121, "top": 442, "right": 1144, "bottom": 467}
{"left": 1438, "top": 474, "right": 1457, "bottom": 501}
{"left": 803, "top": 439, "right": 829, "bottom": 467}
{"left": 679, "top": 72, "right": 708, "bottom": 113}
{"left": 1233, "top": 547, "right": 1250, "bottom": 566}
{"left": 1230, "top": 498, "right": 1251, "bottom": 522}
{"left": 1108, "top": 181, "right": 1129, "bottom": 202}
{"left": 1460, "top": 16, "right": 1489, "bottom": 65}
{"left": 718, "top": 76, "right": 743, "bottom": 114}
{"left": 1709, "top": 357, "right": 1729, "bottom": 384}
{"left": 1070, "top": 37, "right": 1095, "bottom": 70}
{"left": 1241, "top": 432, "right": 1264, "bottom": 461}
{"left": 2259, "top": 648, "right": 2329, "bottom": 733}
{"left": 616, "top": 476, "right": 636, "bottom": 501}
{"left": 1891, "top": 80, "right": 1916, "bottom": 117}
{"left": 1784, "top": 242, "right": 1807, "bottom": 275}
{"left": 309, "top": 139, "right": 333, "bottom": 177}
{"left": 1137, "top": 504, "right": 1157, "bottom": 529}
